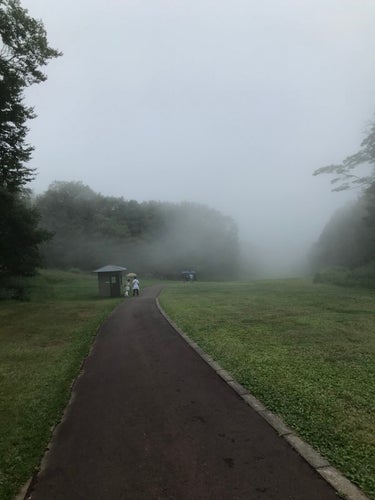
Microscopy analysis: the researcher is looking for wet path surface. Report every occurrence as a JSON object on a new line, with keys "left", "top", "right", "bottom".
{"left": 28, "top": 286, "right": 338, "bottom": 499}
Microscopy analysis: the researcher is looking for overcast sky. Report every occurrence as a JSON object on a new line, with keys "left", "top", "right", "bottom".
{"left": 22, "top": 0, "right": 375, "bottom": 274}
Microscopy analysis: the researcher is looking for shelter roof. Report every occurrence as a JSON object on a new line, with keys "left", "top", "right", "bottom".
{"left": 93, "top": 265, "right": 127, "bottom": 273}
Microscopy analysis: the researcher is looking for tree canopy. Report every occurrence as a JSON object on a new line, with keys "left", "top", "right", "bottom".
{"left": 0, "top": 0, "right": 61, "bottom": 191}
{"left": 310, "top": 117, "right": 375, "bottom": 286}
{"left": 0, "top": 0, "right": 60, "bottom": 286}
{"left": 313, "top": 118, "right": 375, "bottom": 192}
{"left": 35, "top": 181, "right": 241, "bottom": 280}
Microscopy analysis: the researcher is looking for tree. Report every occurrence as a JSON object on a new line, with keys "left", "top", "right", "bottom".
{"left": 309, "top": 201, "right": 373, "bottom": 270}
{"left": 312, "top": 117, "right": 375, "bottom": 268}
{"left": 0, "top": 1, "right": 61, "bottom": 285}
{"left": 0, "top": 188, "right": 51, "bottom": 278}
{"left": 313, "top": 119, "right": 375, "bottom": 192}
{"left": 0, "top": 0, "right": 61, "bottom": 191}
{"left": 34, "top": 182, "right": 242, "bottom": 278}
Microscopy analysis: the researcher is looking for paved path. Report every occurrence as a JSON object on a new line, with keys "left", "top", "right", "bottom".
{"left": 27, "top": 286, "right": 338, "bottom": 499}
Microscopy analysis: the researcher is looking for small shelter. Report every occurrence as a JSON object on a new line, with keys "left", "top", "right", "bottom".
{"left": 93, "top": 265, "right": 127, "bottom": 298}
{"left": 181, "top": 270, "right": 196, "bottom": 281}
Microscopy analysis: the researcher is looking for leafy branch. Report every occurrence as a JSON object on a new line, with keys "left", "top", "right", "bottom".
{"left": 313, "top": 120, "right": 375, "bottom": 191}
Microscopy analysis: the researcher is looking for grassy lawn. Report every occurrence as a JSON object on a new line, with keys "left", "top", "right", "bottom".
{"left": 0, "top": 270, "right": 122, "bottom": 500}
{"left": 159, "top": 279, "right": 375, "bottom": 498}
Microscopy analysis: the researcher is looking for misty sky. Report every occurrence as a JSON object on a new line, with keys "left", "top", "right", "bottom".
{"left": 22, "top": 0, "right": 375, "bottom": 274}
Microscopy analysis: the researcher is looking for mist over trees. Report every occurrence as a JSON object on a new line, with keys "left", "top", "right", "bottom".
{"left": 313, "top": 119, "right": 375, "bottom": 192}
{"left": 0, "top": 0, "right": 60, "bottom": 286}
{"left": 311, "top": 118, "right": 375, "bottom": 285}
{"left": 310, "top": 194, "right": 374, "bottom": 269}
{"left": 35, "top": 181, "right": 241, "bottom": 280}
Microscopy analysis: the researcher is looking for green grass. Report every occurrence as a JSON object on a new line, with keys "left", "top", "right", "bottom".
{"left": 159, "top": 279, "right": 375, "bottom": 498}
{"left": 2, "top": 274, "right": 374, "bottom": 498}
{"left": 0, "top": 270, "right": 122, "bottom": 500}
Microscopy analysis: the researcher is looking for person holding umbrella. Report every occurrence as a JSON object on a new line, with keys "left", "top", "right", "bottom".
{"left": 131, "top": 276, "right": 140, "bottom": 296}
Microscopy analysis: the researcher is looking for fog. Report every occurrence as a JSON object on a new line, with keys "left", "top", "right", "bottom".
{"left": 22, "top": 0, "right": 375, "bottom": 276}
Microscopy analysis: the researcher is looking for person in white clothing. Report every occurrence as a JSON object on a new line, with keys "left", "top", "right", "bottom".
{"left": 132, "top": 277, "right": 140, "bottom": 296}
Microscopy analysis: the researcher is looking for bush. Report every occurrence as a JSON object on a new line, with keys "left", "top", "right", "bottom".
{"left": 314, "top": 263, "right": 375, "bottom": 288}
{"left": 0, "top": 276, "right": 30, "bottom": 301}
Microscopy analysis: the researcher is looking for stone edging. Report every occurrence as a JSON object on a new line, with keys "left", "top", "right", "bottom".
{"left": 155, "top": 298, "right": 369, "bottom": 500}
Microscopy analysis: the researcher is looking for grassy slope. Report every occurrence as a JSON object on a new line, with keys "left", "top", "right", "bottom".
{"left": 159, "top": 279, "right": 375, "bottom": 498}
{"left": 0, "top": 270, "right": 122, "bottom": 500}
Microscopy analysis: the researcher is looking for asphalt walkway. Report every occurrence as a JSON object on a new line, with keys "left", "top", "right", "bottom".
{"left": 27, "top": 285, "right": 339, "bottom": 499}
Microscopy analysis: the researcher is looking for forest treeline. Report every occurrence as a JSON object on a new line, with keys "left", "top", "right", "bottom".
{"left": 311, "top": 120, "right": 375, "bottom": 287}
{"left": 1, "top": 2, "right": 374, "bottom": 291}
{"left": 310, "top": 185, "right": 375, "bottom": 268}
{"left": 35, "top": 181, "right": 241, "bottom": 280}
{"left": 309, "top": 185, "right": 375, "bottom": 287}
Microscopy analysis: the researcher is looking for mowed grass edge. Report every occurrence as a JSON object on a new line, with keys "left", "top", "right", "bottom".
{"left": 0, "top": 270, "right": 122, "bottom": 500}
{"left": 159, "top": 279, "right": 375, "bottom": 498}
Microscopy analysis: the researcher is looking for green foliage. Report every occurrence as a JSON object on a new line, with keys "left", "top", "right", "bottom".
{"left": 159, "top": 280, "right": 375, "bottom": 497}
{"left": 0, "top": 0, "right": 61, "bottom": 192}
{"left": 35, "top": 181, "right": 241, "bottom": 279}
{"left": 312, "top": 117, "right": 375, "bottom": 286}
{"left": 0, "top": 0, "right": 61, "bottom": 289}
{"left": 311, "top": 116, "right": 375, "bottom": 276}
{"left": 363, "top": 182, "right": 375, "bottom": 235}
{"left": 0, "top": 189, "right": 51, "bottom": 287}
{"left": 313, "top": 118, "right": 375, "bottom": 192}
{"left": 310, "top": 184, "right": 375, "bottom": 274}
{"left": 0, "top": 269, "right": 121, "bottom": 499}
{"left": 314, "top": 263, "right": 375, "bottom": 289}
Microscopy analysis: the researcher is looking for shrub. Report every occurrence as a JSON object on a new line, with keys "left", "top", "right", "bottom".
{"left": 314, "top": 263, "right": 375, "bottom": 288}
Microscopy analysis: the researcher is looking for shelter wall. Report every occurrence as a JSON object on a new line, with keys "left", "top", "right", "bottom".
{"left": 97, "top": 272, "right": 122, "bottom": 297}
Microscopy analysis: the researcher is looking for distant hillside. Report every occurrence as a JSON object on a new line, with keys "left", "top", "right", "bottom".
{"left": 35, "top": 181, "right": 241, "bottom": 279}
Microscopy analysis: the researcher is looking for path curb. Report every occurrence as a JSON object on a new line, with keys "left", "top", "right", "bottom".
{"left": 156, "top": 298, "right": 369, "bottom": 500}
